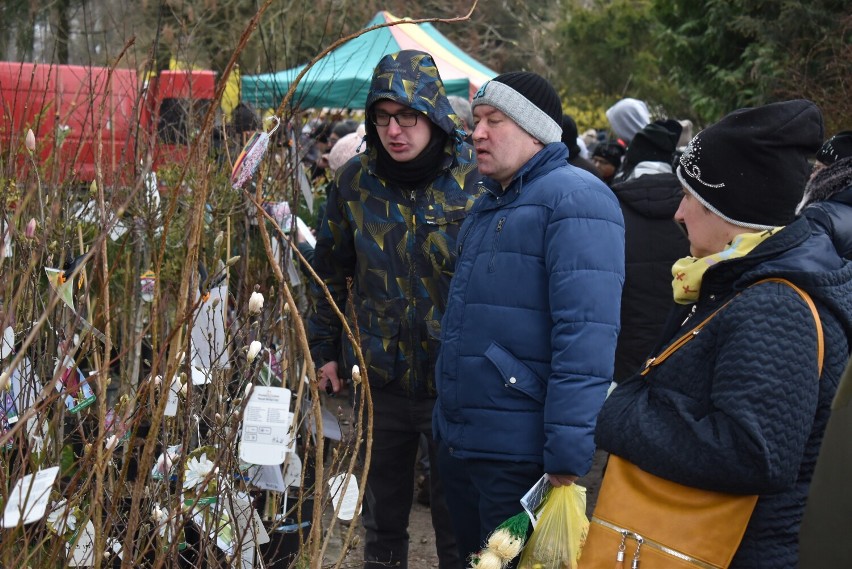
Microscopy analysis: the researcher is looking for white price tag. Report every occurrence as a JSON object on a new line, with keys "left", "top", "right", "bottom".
{"left": 282, "top": 454, "right": 303, "bottom": 488}
{"left": 164, "top": 376, "right": 180, "bottom": 417}
{"left": 67, "top": 520, "right": 95, "bottom": 566}
{"left": 1, "top": 466, "right": 60, "bottom": 527}
{"left": 239, "top": 386, "right": 292, "bottom": 465}
{"left": 247, "top": 465, "right": 286, "bottom": 492}
{"left": 191, "top": 363, "right": 211, "bottom": 386}
{"left": 328, "top": 473, "right": 361, "bottom": 521}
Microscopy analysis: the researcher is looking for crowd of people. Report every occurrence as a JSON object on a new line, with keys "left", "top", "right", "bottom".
{"left": 287, "top": 47, "right": 852, "bottom": 569}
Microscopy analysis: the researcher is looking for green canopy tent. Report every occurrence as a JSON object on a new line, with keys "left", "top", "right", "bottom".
{"left": 241, "top": 11, "right": 497, "bottom": 110}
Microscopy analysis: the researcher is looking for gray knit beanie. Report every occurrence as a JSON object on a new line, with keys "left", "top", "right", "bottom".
{"left": 471, "top": 72, "right": 563, "bottom": 144}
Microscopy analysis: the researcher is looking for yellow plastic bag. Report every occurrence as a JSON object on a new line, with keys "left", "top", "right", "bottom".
{"left": 517, "top": 484, "right": 589, "bottom": 569}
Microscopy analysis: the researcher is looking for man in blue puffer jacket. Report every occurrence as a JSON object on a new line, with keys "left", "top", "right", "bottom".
{"left": 308, "top": 50, "right": 483, "bottom": 569}
{"left": 433, "top": 72, "right": 625, "bottom": 564}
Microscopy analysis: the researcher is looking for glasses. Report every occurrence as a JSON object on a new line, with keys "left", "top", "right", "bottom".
{"left": 371, "top": 110, "right": 420, "bottom": 127}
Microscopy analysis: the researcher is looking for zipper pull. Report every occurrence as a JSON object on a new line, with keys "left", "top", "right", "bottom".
{"left": 615, "top": 530, "right": 628, "bottom": 569}
{"left": 631, "top": 534, "right": 643, "bottom": 569}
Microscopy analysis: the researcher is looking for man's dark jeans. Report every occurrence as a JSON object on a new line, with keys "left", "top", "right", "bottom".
{"left": 360, "top": 388, "right": 461, "bottom": 569}
{"left": 437, "top": 442, "right": 543, "bottom": 569}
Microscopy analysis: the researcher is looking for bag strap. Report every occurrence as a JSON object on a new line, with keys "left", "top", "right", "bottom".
{"left": 642, "top": 277, "right": 824, "bottom": 376}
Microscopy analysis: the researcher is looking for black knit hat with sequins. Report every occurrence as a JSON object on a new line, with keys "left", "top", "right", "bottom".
{"left": 816, "top": 131, "right": 852, "bottom": 165}
{"left": 676, "top": 99, "right": 824, "bottom": 230}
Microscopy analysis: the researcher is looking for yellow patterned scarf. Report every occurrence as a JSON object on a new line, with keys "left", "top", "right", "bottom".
{"left": 672, "top": 228, "right": 783, "bottom": 304}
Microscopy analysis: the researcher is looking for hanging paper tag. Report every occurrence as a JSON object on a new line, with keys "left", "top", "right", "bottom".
{"left": 226, "top": 492, "right": 270, "bottom": 552}
{"left": 282, "top": 454, "right": 302, "bottom": 488}
{"left": 1, "top": 466, "right": 60, "bottom": 527}
{"left": 55, "top": 364, "right": 96, "bottom": 414}
{"left": 67, "top": 520, "right": 95, "bottom": 566}
{"left": 239, "top": 386, "right": 292, "bottom": 465}
{"left": 191, "top": 363, "right": 211, "bottom": 386}
{"left": 247, "top": 464, "right": 286, "bottom": 492}
{"left": 0, "top": 326, "right": 14, "bottom": 359}
{"left": 164, "top": 376, "right": 180, "bottom": 417}
{"left": 191, "top": 284, "right": 229, "bottom": 370}
{"left": 328, "top": 473, "right": 361, "bottom": 521}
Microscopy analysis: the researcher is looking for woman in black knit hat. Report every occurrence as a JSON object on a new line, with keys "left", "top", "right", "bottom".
{"left": 591, "top": 100, "right": 852, "bottom": 569}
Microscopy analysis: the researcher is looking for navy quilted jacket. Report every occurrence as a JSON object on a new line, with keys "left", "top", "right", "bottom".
{"left": 434, "top": 147, "right": 625, "bottom": 476}
{"left": 596, "top": 217, "right": 852, "bottom": 568}
{"left": 803, "top": 185, "right": 852, "bottom": 260}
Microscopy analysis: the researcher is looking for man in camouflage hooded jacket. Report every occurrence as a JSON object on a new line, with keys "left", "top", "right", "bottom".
{"left": 308, "top": 50, "right": 482, "bottom": 569}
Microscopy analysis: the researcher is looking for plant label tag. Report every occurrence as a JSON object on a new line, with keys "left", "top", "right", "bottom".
{"left": 56, "top": 366, "right": 96, "bottom": 414}
{"left": 1, "top": 466, "right": 60, "bottom": 527}
{"left": 247, "top": 464, "right": 286, "bottom": 492}
{"left": 0, "top": 326, "right": 13, "bottom": 359}
{"left": 191, "top": 364, "right": 211, "bottom": 386}
{"left": 67, "top": 520, "right": 95, "bottom": 566}
{"left": 164, "top": 376, "right": 180, "bottom": 417}
{"left": 328, "top": 473, "right": 361, "bottom": 521}
{"left": 282, "top": 453, "right": 302, "bottom": 488}
{"left": 239, "top": 386, "right": 291, "bottom": 465}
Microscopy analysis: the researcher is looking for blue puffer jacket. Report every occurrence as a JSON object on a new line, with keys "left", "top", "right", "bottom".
{"left": 434, "top": 145, "right": 625, "bottom": 476}
{"left": 596, "top": 217, "right": 852, "bottom": 568}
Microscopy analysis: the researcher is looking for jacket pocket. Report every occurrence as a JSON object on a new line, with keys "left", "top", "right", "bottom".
{"left": 351, "top": 297, "right": 404, "bottom": 386}
{"left": 484, "top": 342, "right": 545, "bottom": 403}
{"left": 424, "top": 205, "right": 469, "bottom": 274}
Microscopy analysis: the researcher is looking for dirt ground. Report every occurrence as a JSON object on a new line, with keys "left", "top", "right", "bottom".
{"left": 322, "top": 495, "right": 440, "bottom": 568}
{"left": 318, "top": 389, "right": 441, "bottom": 568}
{"left": 317, "top": 390, "right": 607, "bottom": 569}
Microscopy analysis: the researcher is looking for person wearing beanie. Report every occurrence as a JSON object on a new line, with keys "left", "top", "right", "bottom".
{"left": 605, "top": 97, "right": 651, "bottom": 144}
{"left": 595, "top": 100, "right": 852, "bottom": 569}
{"left": 609, "top": 119, "right": 689, "bottom": 381}
{"left": 325, "top": 131, "right": 363, "bottom": 174}
{"left": 612, "top": 119, "right": 683, "bottom": 183}
{"left": 810, "top": 130, "right": 852, "bottom": 179}
{"left": 591, "top": 140, "right": 627, "bottom": 185}
{"left": 308, "top": 49, "right": 483, "bottom": 569}
{"left": 561, "top": 114, "right": 603, "bottom": 179}
{"left": 434, "top": 71, "right": 625, "bottom": 565}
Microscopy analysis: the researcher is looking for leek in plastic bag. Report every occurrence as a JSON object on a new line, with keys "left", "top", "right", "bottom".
{"left": 517, "top": 484, "right": 589, "bottom": 569}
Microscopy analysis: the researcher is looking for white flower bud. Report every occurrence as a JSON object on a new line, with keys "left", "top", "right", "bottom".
{"left": 351, "top": 365, "right": 361, "bottom": 384}
{"left": 213, "top": 231, "right": 224, "bottom": 250}
{"left": 244, "top": 383, "right": 253, "bottom": 398}
{"left": 105, "top": 435, "right": 119, "bottom": 450}
{"left": 247, "top": 341, "right": 262, "bottom": 363}
{"left": 25, "top": 129, "right": 36, "bottom": 152}
{"left": 248, "top": 291, "right": 264, "bottom": 314}
{"left": 0, "top": 371, "right": 9, "bottom": 391}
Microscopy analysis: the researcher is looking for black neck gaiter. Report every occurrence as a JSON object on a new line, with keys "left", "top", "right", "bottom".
{"left": 375, "top": 126, "right": 449, "bottom": 188}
